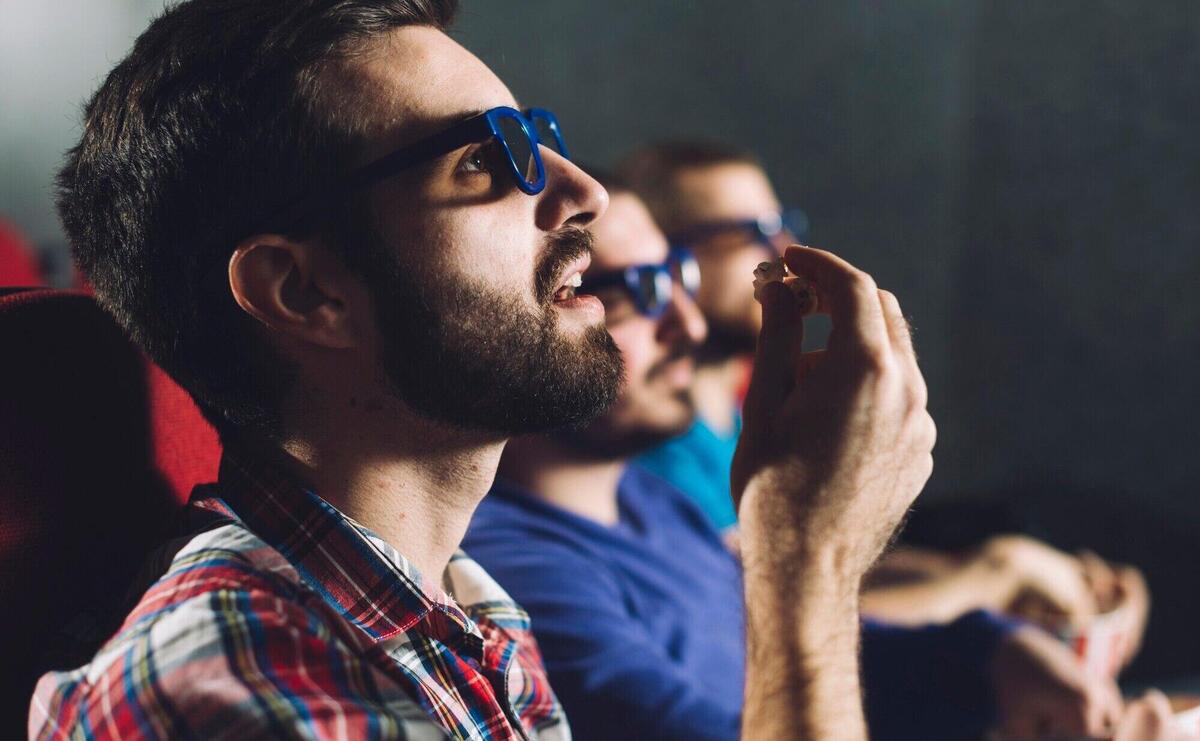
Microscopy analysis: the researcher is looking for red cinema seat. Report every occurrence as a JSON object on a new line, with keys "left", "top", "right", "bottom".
{"left": 146, "top": 359, "right": 222, "bottom": 504}
{"left": 0, "top": 220, "right": 44, "bottom": 287}
{"left": 0, "top": 288, "right": 220, "bottom": 735}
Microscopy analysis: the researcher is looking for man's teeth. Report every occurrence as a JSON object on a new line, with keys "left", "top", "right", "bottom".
{"left": 554, "top": 272, "right": 584, "bottom": 302}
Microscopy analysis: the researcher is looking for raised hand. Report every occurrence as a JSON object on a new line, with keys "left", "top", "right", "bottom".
{"left": 737, "top": 246, "right": 935, "bottom": 741}
{"left": 734, "top": 245, "right": 935, "bottom": 585}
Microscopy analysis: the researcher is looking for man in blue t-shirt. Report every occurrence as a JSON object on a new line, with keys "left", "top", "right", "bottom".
{"left": 464, "top": 174, "right": 1150, "bottom": 740}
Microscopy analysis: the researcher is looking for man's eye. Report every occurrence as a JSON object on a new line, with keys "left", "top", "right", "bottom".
{"left": 460, "top": 142, "right": 501, "bottom": 175}
{"left": 461, "top": 148, "right": 487, "bottom": 173}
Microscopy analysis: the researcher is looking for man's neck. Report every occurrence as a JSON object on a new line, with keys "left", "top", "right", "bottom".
{"left": 498, "top": 435, "right": 626, "bottom": 526}
{"left": 691, "top": 355, "right": 747, "bottom": 437}
{"left": 269, "top": 398, "right": 506, "bottom": 584}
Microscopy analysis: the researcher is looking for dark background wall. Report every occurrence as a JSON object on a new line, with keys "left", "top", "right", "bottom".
{"left": 3, "top": 1, "right": 1197, "bottom": 679}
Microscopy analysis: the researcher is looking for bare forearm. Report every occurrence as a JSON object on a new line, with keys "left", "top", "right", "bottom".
{"left": 860, "top": 558, "right": 1017, "bottom": 625}
{"left": 742, "top": 559, "right": 868, "bottom": 741}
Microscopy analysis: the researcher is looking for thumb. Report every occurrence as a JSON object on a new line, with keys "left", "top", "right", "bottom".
{"left": 742, "top": 280, "right": 804, "bottom": 439}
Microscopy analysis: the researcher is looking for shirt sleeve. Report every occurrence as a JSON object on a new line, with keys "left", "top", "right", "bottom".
{"left": 467, "top": 539, "right": 740, "bottom": 741}
{"left": 861, "top": 609, "right": 1022, "bottom": 741}
{"left": 29, "top": 587, "right": 450, "bottom": 741}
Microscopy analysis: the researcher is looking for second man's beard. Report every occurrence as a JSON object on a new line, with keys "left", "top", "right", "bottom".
{"left": 553, "top": 386, "right": 696, "bottom": 461}
{"left": 695, "top": 318, "right": 758, "bottom": 364}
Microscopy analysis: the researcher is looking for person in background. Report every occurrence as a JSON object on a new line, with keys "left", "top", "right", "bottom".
{"left": 463, "top": 173, "right": 1174, "bottom": 741}
{"left": 618, "top": 141, "right": 1150, "bottom": 659}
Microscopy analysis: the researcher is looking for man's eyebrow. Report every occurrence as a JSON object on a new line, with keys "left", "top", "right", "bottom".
{"left": 429, "top": 103, "right": 511, "bottom": 133}
{"left": 389, "top": 107, "right": 487, "bottom": 150}
{"left": 456, "top": 107, "right": 488, "bottom": 121}
{"left": 453, "top": 101, "right": 520, "bottom": 121}
{"left": 383, "top": 102, "right": 519, "bottom": 156}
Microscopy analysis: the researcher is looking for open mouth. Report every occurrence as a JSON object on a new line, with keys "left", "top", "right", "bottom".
{"left": 553, "top": 271, "right": 584, "bottom": 302}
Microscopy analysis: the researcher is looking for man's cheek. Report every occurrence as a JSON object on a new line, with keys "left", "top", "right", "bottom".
{"left": 610, "top": 328, "right": 653, "bottom": 382}
{"left": 437, "top": 216, "right": 528, "bottom": 283}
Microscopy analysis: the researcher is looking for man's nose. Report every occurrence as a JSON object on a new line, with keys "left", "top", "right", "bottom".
{"left": 534, "top": 148, "right": 609, "bottom": 232}
{"left": 768, "top": 228, "right": 796, "bottom": 256}
{"left": 658, "top": 283, "right": 708, "bottom": 348}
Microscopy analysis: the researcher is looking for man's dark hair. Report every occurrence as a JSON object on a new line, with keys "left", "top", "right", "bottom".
{"left": 615, "top": 141, "right": 761, "bottom": 234}
{"left": 58, "top": 0, "right": 458, "bottom": 439}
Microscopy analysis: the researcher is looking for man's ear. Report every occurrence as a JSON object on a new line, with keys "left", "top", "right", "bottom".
{"left": 227, "top": 234, "right": 360, "bottom": 350}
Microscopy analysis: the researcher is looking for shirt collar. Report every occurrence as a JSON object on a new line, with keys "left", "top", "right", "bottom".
{"left": 190, "top": 447, "right": 482, "bottom": 653}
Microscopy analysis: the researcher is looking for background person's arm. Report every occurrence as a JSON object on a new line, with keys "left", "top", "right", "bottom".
{"left": 861, "top": 535, "right": 1098, "bottom": 626}
{"left": 734, "top": 247, "right": 937, "bottom": 740}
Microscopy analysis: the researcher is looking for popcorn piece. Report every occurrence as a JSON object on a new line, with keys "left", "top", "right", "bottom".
{"left": 753, "top": 258, "right": 812, "bottom": 311}
{"left": 752, "top": 258, "right": 786, "bottom": 302}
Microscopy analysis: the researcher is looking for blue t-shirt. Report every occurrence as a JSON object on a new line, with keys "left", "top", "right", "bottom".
{"left": 464, "top": 465, "right": 1015, "bottom": 741}
{"left": 636, "top": 416, "right": 740, "bottom": 531}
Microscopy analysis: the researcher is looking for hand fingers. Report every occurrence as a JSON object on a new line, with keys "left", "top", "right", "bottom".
{"left": 742, "top": 280, "right": 804, "bottom": 442}
{"left": 1017, "top": 568, "right": 1094, "bottom": 624}
{"left": 1115, "top": 566, "right": 1151, "bottom": 662}
{"left": 1047, "top": 575, "right": 1099, "bottom": 627}
{"left": 1024, "top": 547, "right": 1099, "bottom": 625}
{"left": 877, "top": 289, "right": 915, "bottom": 360}
{"left": 778, "top": 349, "right": 832, "bottom": 420}
{"left": 796, "top": 348, "right": 825, "bottom": 382}
{"left": 1114, "top": 690, "right": 1174, "bottom": 741}
{"left": 1086, "top": 679, "right": 1125, "bottom": 738}
{"left": 782, "top": 276, "right": 818, "bottom": 316}
{"left": 1115, "top": 566, "right": 1150, "bottom": 614}
{"left": 1079, "top": 550, "right": 1120, "bottom": 607}
{"left": 877, "top": 288, "right": 927, "bottom": 407}
{"left": 1034, "top": 680, "right": 1121, "bottom": 739}
{"left": 781, "top": 245, "right": 889, "bottom": 359}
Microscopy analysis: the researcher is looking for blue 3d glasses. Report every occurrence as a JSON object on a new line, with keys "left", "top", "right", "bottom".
{"left": 580, "top": 247, "right": 701, "bottom": 318}
{"left": 347, "top": 106, "right": 569, "bottom": 196}
{"left": 269, "top": 106, "right": 569, "bottom": 228}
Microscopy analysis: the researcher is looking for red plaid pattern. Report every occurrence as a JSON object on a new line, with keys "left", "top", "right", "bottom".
{"left": 29, "top": 450, "right": 569, "bottom": 740}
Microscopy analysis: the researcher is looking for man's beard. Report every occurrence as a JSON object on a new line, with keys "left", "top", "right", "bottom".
{"left": 365, "top": 226, "right": 624, "bottom": 436}
{"left": 556, "top": 387, "right": 694, "bottom": 460}
{"left": 696, "top": 318, "right": 757, "bottom": 364}
{"left": 554, "top": 345, "right": 698, "bottom": 460}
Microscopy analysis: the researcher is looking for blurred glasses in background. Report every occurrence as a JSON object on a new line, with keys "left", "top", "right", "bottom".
{"left": 580, "top": 247, "right": 701, "bottom": 319}
{"left": 669, "top": 208, "right": 810, "bottom": 256}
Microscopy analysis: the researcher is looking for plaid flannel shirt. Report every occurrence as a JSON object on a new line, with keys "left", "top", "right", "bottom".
{"left": 29, "top": 450, "right": 570, "bottom": 740}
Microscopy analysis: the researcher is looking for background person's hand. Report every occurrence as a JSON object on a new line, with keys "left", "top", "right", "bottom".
{"left": 1114, "top": 565, "right": 1151, "bottom": 667}
{"left": 984, "top": 535, "right": 1098, "bottom": 627}
{"left": 1112, "top": 690, "right": 1196, "bottom": 741}
{"left": 992, "top": 624, "right": 1123, "bottom": 740}
{"left": 1078, "top": 551, "right": 1151, "bottom": 667}
{"left": 733, "top": 246, "right": 936, "bottom": 584}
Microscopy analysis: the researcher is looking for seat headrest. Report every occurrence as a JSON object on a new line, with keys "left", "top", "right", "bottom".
{"left": 0, "top": 220, "right": 44, "bottom": 286}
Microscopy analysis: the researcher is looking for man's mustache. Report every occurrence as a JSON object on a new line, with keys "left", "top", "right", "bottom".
{"left": 535, "top": 226, "right": 594, "bottom": 305}
{"left": 645, "top": 344, "right": 695, "bottom": 381}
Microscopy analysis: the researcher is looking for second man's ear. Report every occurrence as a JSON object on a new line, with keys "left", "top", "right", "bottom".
{"left": 227, "top": 234, "right": 360, "bottom": 351}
